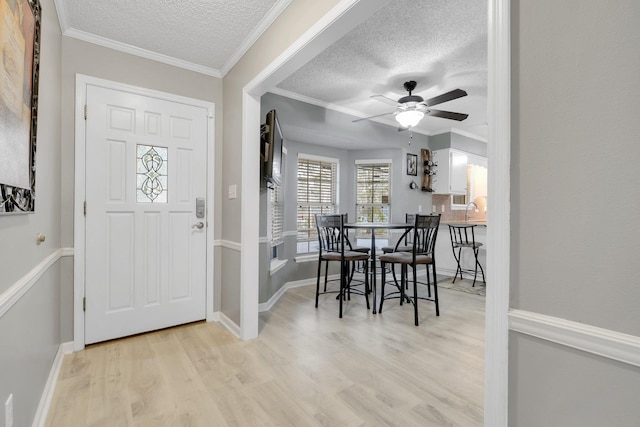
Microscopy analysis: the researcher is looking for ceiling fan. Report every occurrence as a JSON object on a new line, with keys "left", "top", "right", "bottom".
{"left": 353, "top": 81, "right": 469, "bottom": 131}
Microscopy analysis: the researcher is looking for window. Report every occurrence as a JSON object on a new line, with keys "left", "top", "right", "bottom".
{"left": 268, "top": 183, "right": 284, "bottom": 248}
{"left": 355, "top": 160, "right": 391, "bottom": 239}
{"left": 296, "top": 155, "right": 338, "bottom": 253}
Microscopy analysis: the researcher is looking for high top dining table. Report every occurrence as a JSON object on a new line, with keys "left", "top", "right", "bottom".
{"left": 344, "top": 222, "right": 413, "bottom": 313}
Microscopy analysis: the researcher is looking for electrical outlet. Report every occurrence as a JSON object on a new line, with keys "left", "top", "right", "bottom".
{"left": 418, "top": 205, "right": 422, "bottom": 213}
{"left": 441, "top": 204, "right": 445, "bottom": 213}
{"left": 5, "top": 394, "right": 13, "bottom": 427}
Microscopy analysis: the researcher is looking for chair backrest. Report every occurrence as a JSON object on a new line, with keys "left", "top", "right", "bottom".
{"left": 412, "top": 214, "right": 441, "bottom": 258}
{"left": 403, "top": 213, "right": 416, "bottom": 245}
{"left": 315, "top": 214, "right": 346, "bottom": 255}
{"left": 449, "top": 224, "right": 477, "bottom": 247}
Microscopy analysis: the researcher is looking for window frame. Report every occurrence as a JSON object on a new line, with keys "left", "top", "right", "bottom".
{"left": 354, "top": 159, "right": 392, "bottom": 238}
{"left": 296, "top": 153, "right": 339, "bottom": 254}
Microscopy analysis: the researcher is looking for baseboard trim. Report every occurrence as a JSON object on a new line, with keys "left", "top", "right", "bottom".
{"left": 32, "top": 341, "right": 73, "bottom": 427}
{"left": 0, "top": 249, "right": 67, "bottom": 318}
{"left": 216, "top": 312, "right": 241, "bottom": 338}
{"left": 509, "top": 309, "right": 640, "bottom": 368}
{"left": 258, "top": 277, "right": 321, "bottom": 312}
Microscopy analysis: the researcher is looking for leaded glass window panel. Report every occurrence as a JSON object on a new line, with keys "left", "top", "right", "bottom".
{"left": 136, "top": 144, "right": 168, "bottom": 203}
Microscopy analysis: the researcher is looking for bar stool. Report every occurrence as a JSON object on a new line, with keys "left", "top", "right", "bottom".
{"left": 448, "top": 224, "right": 485, "bottom": 286}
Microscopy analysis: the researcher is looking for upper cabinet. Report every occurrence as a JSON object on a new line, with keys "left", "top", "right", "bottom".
{"left": 432, "top": 148, "right": 469, "bottom": 194}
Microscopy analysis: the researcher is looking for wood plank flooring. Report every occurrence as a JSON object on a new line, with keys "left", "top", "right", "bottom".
{"left": 46, "top": 282, "right": 485, "bottom": 426}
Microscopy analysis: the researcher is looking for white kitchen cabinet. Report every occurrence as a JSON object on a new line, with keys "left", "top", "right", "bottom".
{"left": 431, "top": 148, "right": 468, "bottom": 194}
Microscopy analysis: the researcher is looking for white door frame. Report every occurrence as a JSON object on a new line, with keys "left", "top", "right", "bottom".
{"left": 73, "top": 74, "right": 216, "bottom": 351}
{"left": 240, "top": 0, "right": 510, "bottom": 424}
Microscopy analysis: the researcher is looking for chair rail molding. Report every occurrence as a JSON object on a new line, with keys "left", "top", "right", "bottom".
{"left": 509, "top": 309, "right": 640, "bottom": 368}
{"left": 0, "top": 248, "right": 73, "bottom": 318}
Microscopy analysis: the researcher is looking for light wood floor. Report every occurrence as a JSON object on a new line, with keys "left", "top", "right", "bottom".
{"left": 46, "top": 281, "right": 485, "bottom": 426}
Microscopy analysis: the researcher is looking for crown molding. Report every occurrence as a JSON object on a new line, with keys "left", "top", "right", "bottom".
{"left": 62, "top": 28, "right": 222, "bottom": 77}
{"left": 450, "top": 127, "right": 488, "bottom": 143}
{"left": 269, "top": 87, "right": 433, "bottom": 137}
{"left": 220, "top": 0, "right": 293, "bottom": 77}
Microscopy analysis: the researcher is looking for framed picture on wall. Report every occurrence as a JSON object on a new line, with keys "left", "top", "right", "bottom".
{"left": 406, "top": 153, "right": 417, "bottom": 176}
{"left": 0, "top": 0, "right": 41, "bottom": 213}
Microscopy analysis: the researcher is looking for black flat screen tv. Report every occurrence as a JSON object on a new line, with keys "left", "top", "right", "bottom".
{"left": 261, "top": 109, "right": 283, "bottom": 188}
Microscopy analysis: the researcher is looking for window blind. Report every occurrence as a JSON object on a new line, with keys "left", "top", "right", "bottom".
{"left": 355, "top": 162, "right": 391, "bottom": 226}
{"left": 269, "top": 183, "right": 284, "bottom": 246}
{"left": 297, "top": 156, "right": 338, "bottom": 253}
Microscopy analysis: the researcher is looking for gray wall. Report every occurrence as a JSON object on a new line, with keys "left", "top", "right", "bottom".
{"left": 258, "top": 93, "right": 432, "bottom": 302}
{"left": 510, "top": 0, "right": 640, "bottom": 425}
{"left": 0, "top": 1, "right": 63, "bottom": 425}
{"left": 429, "top": 131, "right": 487, "bottom": 157}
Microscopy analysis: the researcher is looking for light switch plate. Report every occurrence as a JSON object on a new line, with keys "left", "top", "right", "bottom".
{"left": 228, "top": 184, "right": 237, "bottom": 199}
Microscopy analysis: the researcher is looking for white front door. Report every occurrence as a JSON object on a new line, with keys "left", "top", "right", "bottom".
{"left": 84, "top": 84, "right": 208, "bottom": 344}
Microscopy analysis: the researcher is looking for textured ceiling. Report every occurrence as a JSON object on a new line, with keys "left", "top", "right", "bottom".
{"left": 276, "top": 0, "right": 488, "bottom": 140}
{"left": 56, "top": 0, "right": 283, "bottom": 74}
{"left": 56, "top": 0, "right": 488, "bottom": 142}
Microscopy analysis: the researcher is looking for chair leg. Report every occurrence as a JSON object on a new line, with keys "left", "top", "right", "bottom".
{"left": 364, "top": 259, "right": 370, "bottom": 310}
{"left": 379, "top": 261, "right": 387, "bottom": 313}
{"left": 339, "top": 261, "right": 344, "bottom": 318}
{"left": 413, "top": 264, "right": 419, "bottom": 326}
{"left": 426, "top": 265, "right": 432, "bottom": 298}
{"left": 399, "top": 265, "right": 406, "bottom": 306}
{"left": 315, "top": 258, "right": 322, "bottom": 308}
{"left": 433, "top": 263, "right": 440, "bottom": 317}
{"left": 452, "top": 247, "right": 463, "bottom": 283}
{"left": 475, "top": 248, "right": 486, "bottom": 284}
{"left": 324, "top": 260, "right": 329, "bottom": 292}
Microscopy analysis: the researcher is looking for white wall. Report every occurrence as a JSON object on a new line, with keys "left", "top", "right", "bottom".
{"left": 510, "top": 0, "right": 640, "bottom": 424}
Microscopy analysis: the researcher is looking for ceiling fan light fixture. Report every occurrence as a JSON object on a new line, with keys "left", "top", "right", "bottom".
{"left": 395, "top": 110, "right": 424, "bottom": 128}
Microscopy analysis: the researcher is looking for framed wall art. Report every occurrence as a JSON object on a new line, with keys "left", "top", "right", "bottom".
{"left": 406, "top": 153, "right": 417, "bottom": 176}
{"left": 0, "top": 0, "right": 41, "bottom": 213}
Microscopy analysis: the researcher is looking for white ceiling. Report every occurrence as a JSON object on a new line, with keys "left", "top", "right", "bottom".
{"left": 55, "top": 0, "right": 488, "bottom": 141}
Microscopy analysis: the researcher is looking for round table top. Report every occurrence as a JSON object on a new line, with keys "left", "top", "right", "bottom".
{"left": 344, "top": 222, "right": 413, "bottom": 229}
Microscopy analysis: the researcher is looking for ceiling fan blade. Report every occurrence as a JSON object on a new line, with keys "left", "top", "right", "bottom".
{"left": 423, "top": 89, "right": 468, "bottom": 107}
{"left": 397, "top": 126, "right": 409, "bottom": 132}
{"left": 426, "top": 109, "right": 469, "bottom": 121}
{"left": 370, "top": 94, "right": 400, "bottom": 106}
{"left": 352, "top": 111, "right": 396, "bottom": 123}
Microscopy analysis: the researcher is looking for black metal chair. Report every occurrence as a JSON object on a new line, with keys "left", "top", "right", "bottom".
{"left": 378, "top": 214, "right": 441, "bottom": 326}
{"left": 320, "top": 214, "right": 370, "bottom": 292}
{"left": 381, "top": 213, "right": 416, "bottom": 254}
{"left": 381, "top": 213, "right": 416, "bottom": 289}
{"left": 448, "top": 224, "right": 485, "bottom": 286}
{"left": 315, "top": 214, "right": 370, "bottom": 317}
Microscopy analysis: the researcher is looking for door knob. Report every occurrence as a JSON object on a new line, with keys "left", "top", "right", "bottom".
{"left": 192, "top": 221, "right": 204, "bottom": 229}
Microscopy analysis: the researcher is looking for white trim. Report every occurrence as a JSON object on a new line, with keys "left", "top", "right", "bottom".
{"left": 269, "top": 87, "right": 432, "bottom": 136}
{"left": 241, "top": 0, "right": 392, "bottom": 341}
{"left": 32, "top": 342, "right": 73, "bottom": 427}
{"left": 258, "top": 278, "right": 318, "bottom": 312}
{"left": 74, "top": 74, "right": 216, "bottom": 351}
{"left": 509, "top": 310, "right": 640, "bottom": 368}
{"left": 0, "top": 249, "right": 65, "bottom": 318}
{"left": 283, "top": 230, "right": 297, "bottom": 238}
{"left": 52, "top": 0, "right": 69, "bottom": 33}
{"left": 450, "top": 127, "right": 489, "bottom": 143}
{"left": 297, "top": 152, "right": 340, "bottom": 164}
{"left": 220, "top": 0, "right": 293, "bottom": 76}
{"left": 259, "top": 236, "right": 269, "bottom": 244}
{"left": 216, "top": 311, "right": 241, "bottom": 338}
{"left": 485, "top": 0, "right": 511, "bottom": 425}
{"left": 269, "top": 259, "right": 288, "bottom": 275}
{"left": 63, "top": 29, "right": 222, "bottom": 77}
{"left": 220, "top": 239, "right": 242, "bottom": 252}
{"left": 354, "top": 158, "right": 393, "bottom": 165}
{"left": 294, "top": 254, "right": 317, "bottom": 263}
